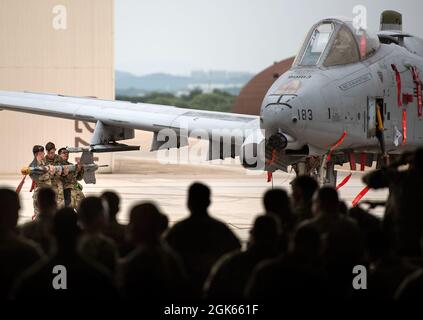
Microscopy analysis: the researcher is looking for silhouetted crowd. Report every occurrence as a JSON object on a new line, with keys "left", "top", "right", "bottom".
{"left": 2, "top": 148, "right": 423, "bottom": 302}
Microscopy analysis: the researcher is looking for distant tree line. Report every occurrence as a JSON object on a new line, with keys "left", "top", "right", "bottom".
{"left": 116, "top": 89, "right": 235, "bottom": 113}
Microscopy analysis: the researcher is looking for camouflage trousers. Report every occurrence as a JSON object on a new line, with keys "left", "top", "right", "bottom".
{"left": 64, "top": 188, "right": 85, "bottom": 209}
{"left": 32, "top": 188, "right": 40, "bottom": 216}
{"left": 32, "top": 185, "right": 63, "bottom": 216}
{"left": 51, "top": 180, "right": 65, "bottom": 208}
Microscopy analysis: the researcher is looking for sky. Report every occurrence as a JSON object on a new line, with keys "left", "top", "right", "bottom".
{"left": 115, "top": 0, "right": 423, "bottom": 76}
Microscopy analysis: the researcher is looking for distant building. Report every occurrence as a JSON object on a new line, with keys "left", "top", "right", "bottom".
{"left": 0, "top": 0, "right": 114, "bottom": 173}
{"left": 232, "top": 57, "right": 295, "bottom": 115}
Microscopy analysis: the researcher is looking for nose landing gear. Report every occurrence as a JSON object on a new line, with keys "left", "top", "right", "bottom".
{"left": 292, "top": 155, "right": 337, "bottom": 187}
{"left": 317, "top": 156, "right": 337, "bottom": 187}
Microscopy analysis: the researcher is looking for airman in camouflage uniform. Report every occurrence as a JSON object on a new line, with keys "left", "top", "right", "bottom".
{"left": 44, "top": 142, "right": 65, "bottom": 208}
{"left": 58, "top": 147, "right": 85, "bottom": 209}
{"left": 29, "top": 145, "right": 52, "bottom": 215}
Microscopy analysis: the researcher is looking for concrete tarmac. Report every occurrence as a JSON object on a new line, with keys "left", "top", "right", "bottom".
{"left": 0, "top": 153, "right": 388, "bottom": 242}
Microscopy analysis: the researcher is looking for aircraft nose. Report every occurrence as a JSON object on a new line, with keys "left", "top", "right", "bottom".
{"left": 260, "top": 94, "right": 307, "bottom": 146}
{"left": 261, "top": 105, "right": 288, "bottom": 134}
{"left": 261, "top": 96, "right": 296, "bottom": 132}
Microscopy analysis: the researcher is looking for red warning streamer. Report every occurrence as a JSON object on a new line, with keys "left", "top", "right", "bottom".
{"left": 403, "top": 93, "right": 414, "bottom": 105}
{"left": 327, "top": 131, "right": 347, "bottom": 161}
{"left": 360, "top": 153, "right": 366, "bottom": 171}
{"left": 30, "top": 180, "right": 37, "bottom": 192}
{"left": 410, "top": 66, "right": 422, "bottom": 117}
{"left": 391, "top": 64, "right": 402, "bottom": 107}
{"left": 16, "top": 175, "right": 27, "bottom": 194}
{"left": 349, "top": 152, "right": 356, "bottom": 171}
{"left": 402, "top": 109, "right": 407, "bottom": 145}
{"left": 352, "top": 186, "right": 370, "bottom": 207}
{"left": 266, "top": 149, "right": 277, "bottom": 183}
{"left": 267, "top": 149, "right": 277, "bottom": 166}
{"left": 336, "top": 173, "right": 352, "bottom": 190}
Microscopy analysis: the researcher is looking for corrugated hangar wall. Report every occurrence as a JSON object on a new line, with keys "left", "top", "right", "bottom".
{"left": 0, "top": 0, "right": 114, "bottom": 174}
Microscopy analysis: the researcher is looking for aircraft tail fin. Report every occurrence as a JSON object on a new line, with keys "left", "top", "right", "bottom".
{"left": 380, "top": 10, "right": 402, "bottom": 32}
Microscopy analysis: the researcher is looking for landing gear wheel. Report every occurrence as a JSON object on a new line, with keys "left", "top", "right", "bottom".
{"left": 293, "top": 156, "right": 337, "bottom": 187}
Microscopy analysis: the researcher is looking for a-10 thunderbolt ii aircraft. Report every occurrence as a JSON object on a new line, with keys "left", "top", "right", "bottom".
{"left": 0, "top": 10, "right": 422, "bottom": 187}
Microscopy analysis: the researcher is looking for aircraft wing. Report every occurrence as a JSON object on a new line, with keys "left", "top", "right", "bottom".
{"left": 0, "top": 91, "right": 260, "bottom": 158}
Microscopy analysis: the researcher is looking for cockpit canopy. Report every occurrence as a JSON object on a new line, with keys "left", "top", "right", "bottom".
{"left": 293, "top": 18, "right": 380, "bottom": 68}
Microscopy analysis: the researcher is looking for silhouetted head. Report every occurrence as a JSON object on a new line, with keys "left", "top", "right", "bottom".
{"left": 187, "top": 182, "right": 211, "bottom": 215}
{"left": 78, "top": 196, "right": 108, "bottom": 233}
{"left": 263, "top": 188, "right": 292, "bottom": 220}
{"left": 0, "top": 188, "right": 20, "bottom": 233}
{"left": 36, "top": 187, "right": 57, "bottom": 217}
{"left": 292, "top": 224, "right": 321, "bottom": 258}
{"left": 158, "top": 212, "right": 169, "bottom": 235}
{"left": 101, "top": 191, "right": 120, "bottom": 221}
{"left": 249, "top": 215, "right": 278, "bottom": 249}
{"left": 129, "top": 202, "right": 164, "bottom": 245}
{"left": 291, "top": 175, "right": 318, "bottom": 206}
{"left": 367, "top": 228, "right": 392, "bottom": 261}
{"left": 312, "top": 187, "right": 339, "bottom": 216}
{"left": 53, "top": 207, "right": 80, "bottom": 251}
{"left": 338, "top": 200, "right": 348, "bottom": 215}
